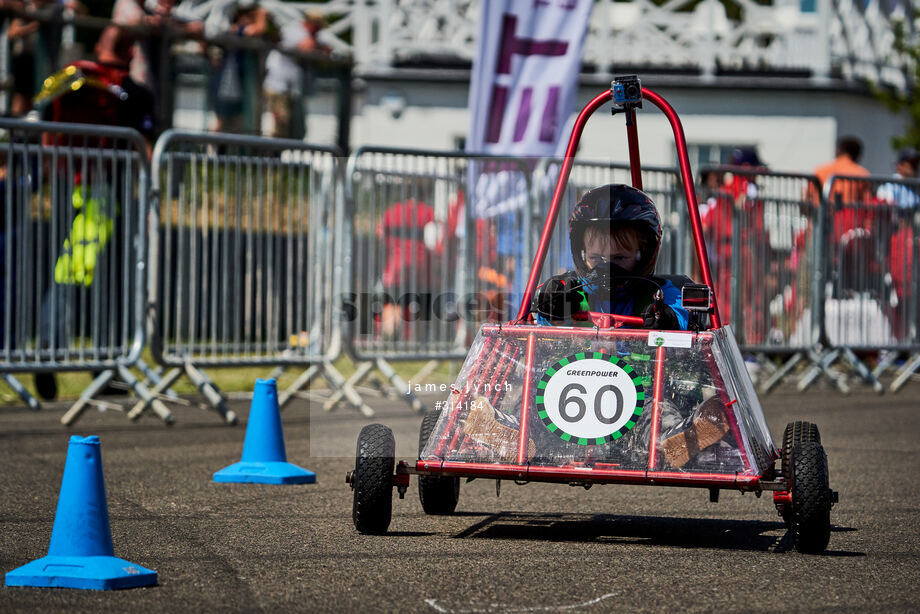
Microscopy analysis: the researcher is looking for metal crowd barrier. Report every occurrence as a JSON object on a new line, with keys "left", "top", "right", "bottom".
{"left": 341, "top": 147, "right": 537, "bottom": 412}
{"left": 141, "top": 130, "right": 350, "bottom": 422}
{"left": 6, "top": 134, "right": 920, "bottom": 421}
{"left": 697, "top": 166, "right": 825, "bottom": 391}
{"left": 0, "top": 118, "right": 171, "bottom": 423}
{"left": 807, "top": 174, "right": 920, "bottom": 392}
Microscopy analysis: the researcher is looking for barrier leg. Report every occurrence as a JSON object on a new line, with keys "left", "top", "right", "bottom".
{"left": 268, "top": 365, "right": 288, "bottom": 380}
{"left": 321, "top": 362, "right": 374, "bottom": 417}
{"left": 61, "top": 370, "right": 115, "bottom": 426}
{"left": 277, "top": 360, "right": 374, "bottom": 416}
{"left": 872, "top": 350, "right": 900, "bottom": 379}
{"left": 322, "top": 361, "right": 374, "bottom": 415}
{"left": 325, "top": 364, "right": 375, "bottom": 417}
{"left": 374, "top": 357, "right": 425, "bottom": 414}
{"left": 2, "top": 374, "right": 41, "bottom": 410}
{"left": 278, "top": 364, "right": 322, "bottom": 408}
{"left": 365, "top": 372, "right": 400, "bottom": 400}
{"left": 184, "top": 362, "right": 238, "bottom": 425}
{"left": 891, "top": 353, "right": 920, "bottom": 392}
{"left": 798, "top": 349, "right": 849, "bottom": 394}
{"left": 410, "top": 359, "right": 442, "bottom": 385}
{"left": 322, "top": 358, "right": 428, "bottom": 415}
{"left": 127, "top": 367, "right": 183, "bottom": 420}
{"left": 116, "top": 365, "right": 174, "bottom": 425}
{"left": 136, "top": 359, "right": 180, "bottom": 400}
{"left": 759, "top": 352, "right": 803, "bottom": 394}
{"left": 401, "top": 359, "right": 444, "bottom": 401}
{"left": 841, "top": 347, "right": 884, "bottom": 394}
{"left": 754, "top": 353, "right": 777, "bottom": 378}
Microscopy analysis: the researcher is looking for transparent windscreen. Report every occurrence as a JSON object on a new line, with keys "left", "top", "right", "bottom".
{"left": 421, "top": 324, "right": 775, "bottom": 477}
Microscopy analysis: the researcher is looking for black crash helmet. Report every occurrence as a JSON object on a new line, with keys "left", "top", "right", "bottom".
{"left": 568, "top": 183, "right": 662, "bottom": 277}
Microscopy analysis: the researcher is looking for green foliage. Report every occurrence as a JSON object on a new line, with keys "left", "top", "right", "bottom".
{"left": 873, "top": 21, "right": 920, "bottom": 152}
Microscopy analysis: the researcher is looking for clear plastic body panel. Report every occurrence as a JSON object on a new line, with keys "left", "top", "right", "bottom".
{"left": 421, "top": 324, "right": 776, "bottom": 479}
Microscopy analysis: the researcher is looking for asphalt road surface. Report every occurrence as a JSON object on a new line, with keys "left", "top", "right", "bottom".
{"left": 1, "top": 383, "right": 918, "bottom": 613}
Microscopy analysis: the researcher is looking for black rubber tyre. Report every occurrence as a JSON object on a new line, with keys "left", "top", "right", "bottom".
{"left": 781, "top": 421, "right": 821, "bottom": 482}
{"left": 788, "top": 441, "right": 832, "bottom": 554}
{"left": 417, "top": 409, "right": 460, "bottom": 515}
{"left": 352, "top": 424, "right": 396, "bottom": 535}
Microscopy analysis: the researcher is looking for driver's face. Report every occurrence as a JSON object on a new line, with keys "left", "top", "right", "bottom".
{"left": 584, "top": 234, "right": 640, "bottom": 272}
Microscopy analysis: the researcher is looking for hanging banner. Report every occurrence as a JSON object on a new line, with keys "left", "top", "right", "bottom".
{"left": 466, "top": 0, "right": 593, "bottom": 218}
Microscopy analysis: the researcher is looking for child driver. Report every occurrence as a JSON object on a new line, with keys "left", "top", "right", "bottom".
{"left": 534, "top": 183, "right": 689, "bottom": 330}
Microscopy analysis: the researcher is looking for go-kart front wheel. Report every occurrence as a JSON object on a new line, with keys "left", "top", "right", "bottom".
{"left": 788, "top": 441, "right": 832, "bottom": 554}
{"left": 352, "top": 424, "right": 396, "bottom": 535}
{"left": 781, "top": 420, "right": 821, "bottom": 482}
{"left": 417, "top": 408, "right": 460, "bottom": 515}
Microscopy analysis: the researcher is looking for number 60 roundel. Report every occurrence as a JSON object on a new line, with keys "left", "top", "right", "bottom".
{"left": 535, "top": 352, "right": 645, "bottom": 446}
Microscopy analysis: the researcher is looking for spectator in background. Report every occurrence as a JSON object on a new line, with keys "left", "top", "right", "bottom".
{"left": 877, "top": 148, "right": 919, "bottom": 208}
{"left": 111, "top": 0, "right": 156, "bottom": 88}
{"left": 725, "top": 146, "right": 764, "bottom": 199}
{"left": 877, "top": 148, "right": 918, "bottom": 341}
{"left": 263, "top": 11, "right": 329, "bottom": 139}
{"left": 814, "top": 136, "right": 871, "bottom": 186}
{"left": 376, "top": 197, "right": 435, "bottom": 340}
{"left": 8, "top": 0, "right": 41, "bottom": 117}
{"left": 699, "top": 146, "right": 771, "bottom": 344}
{"left": 8, "top": 0, "right": 85, "bottom": 117}
{"left": 212, "top": 0, "right": 277, "bottom": 133}
{"left": 810, "top": 135, "right": 871, "bottom": 204}
{"left": 32, "top": 25, "right": 157, "bottom": 399}
{"left": 37, "top": 24, "right": 157, "bottom": 148}
{"left": 112, "top": 0, "right": 203, "bottom": 125}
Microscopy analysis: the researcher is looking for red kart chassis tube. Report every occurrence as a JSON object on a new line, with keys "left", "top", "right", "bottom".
{"left": 418, "top": 88, "right": 773, "bottom": 492}
{"left": 414, "top": 460, "right": 764, "bottom": 491}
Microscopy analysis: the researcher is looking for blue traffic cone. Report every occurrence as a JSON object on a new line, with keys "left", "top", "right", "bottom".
{"left": 213, "top": 378, "right": 316, "bottom": 484}
{"left": 5, "top": 435, "right": 157, "bottom": 590}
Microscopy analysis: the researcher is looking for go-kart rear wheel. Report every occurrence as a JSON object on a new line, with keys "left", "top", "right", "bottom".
{"left": 417, "top": 408, "right": 460, "bottom": 515}
{"left": 788, "top": 441, "right": 832, "bottom": 554}
{"left": 779, "top": 421, "right": 821, "bottom": 527}
{"left": 352, "top": 424, "right": 396, "bottom": 535}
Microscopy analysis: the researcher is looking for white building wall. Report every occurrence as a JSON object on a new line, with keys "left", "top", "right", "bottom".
{"left": 305, "top": 76, "right": 909, "bottom": 175}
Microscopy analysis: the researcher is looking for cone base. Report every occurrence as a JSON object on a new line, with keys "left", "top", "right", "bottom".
{"left": 5, "top": 555, "right": 157, "bottom": 590}
{"left": 212, "top": 461, "right": 316, "bottom": 484}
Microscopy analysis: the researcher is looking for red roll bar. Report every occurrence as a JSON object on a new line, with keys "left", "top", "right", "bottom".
{"left": 513, "top": 87, "right": 723, "bottom": 329}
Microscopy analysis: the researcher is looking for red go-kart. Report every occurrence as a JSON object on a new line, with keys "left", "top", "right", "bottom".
{"left": 347, "top": 77, "right": 837, "bottom": 554}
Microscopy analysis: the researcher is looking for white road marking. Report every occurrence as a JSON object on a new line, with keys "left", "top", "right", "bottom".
{"left": 424, "top": 592, "right": 619, "bottom": 613}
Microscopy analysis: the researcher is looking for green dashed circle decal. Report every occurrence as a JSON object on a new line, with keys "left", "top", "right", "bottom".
{"left": 535, "top": 352, "right": 644, "bottom": 445}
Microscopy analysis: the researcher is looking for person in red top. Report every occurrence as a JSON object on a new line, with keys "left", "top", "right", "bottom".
{"left": 699, "top": 147, "right": 771, "bottom": 342}
{"left": 435, "top": 191, "right": 504, "bottom": 323}
{"left": 36, "top": 25, "right": 157, "bottom": 152}
{"left": 376, "top": 198, "right": 435, "bottom": 339}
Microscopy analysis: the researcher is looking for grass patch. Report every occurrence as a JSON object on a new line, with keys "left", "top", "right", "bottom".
{"left": 1, "top": 351, "right": 462, "bottom": 406}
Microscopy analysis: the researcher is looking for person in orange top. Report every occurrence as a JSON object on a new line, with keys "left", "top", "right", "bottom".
{"left": 799, "top": 137, "right": 874, "bottom": 281}
{"left": 810, "top": 135, "right": 871, "bottom": 205}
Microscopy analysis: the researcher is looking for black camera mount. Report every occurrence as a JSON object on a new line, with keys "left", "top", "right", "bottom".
{"left": 611, "top": 75, "right": 642, "bottom": 115}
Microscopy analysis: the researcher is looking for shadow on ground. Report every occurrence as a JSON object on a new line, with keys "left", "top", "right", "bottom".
{"left": 451, "top": 510, "right": 864, "bottom": 556}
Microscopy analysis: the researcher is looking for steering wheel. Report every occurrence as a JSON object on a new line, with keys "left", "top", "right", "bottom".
{"left": 571, "top": 311, "right": 644, "bottom": 329}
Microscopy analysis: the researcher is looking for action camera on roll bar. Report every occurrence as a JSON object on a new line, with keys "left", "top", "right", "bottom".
{"left": 681, "top": 283, "right": 713, "bottom": 332}
{"left": 612, "top": 75, "right": 642, "bottom": 111}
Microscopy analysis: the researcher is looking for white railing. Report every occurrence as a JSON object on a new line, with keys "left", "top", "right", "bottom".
{"left": 828, "top": 0, "right": 915, "bottom": 90}
{"left": 290, "top": 0, "right": 915, "bottom": 90}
